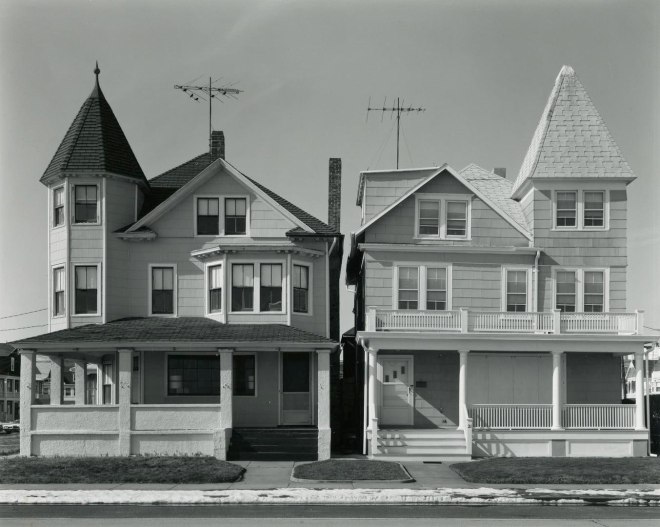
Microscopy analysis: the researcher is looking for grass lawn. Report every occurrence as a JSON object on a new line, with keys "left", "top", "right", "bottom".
{"left": 0, "top": 456, "right": 245, "bottom": 484}
{"left": 293, "top": 459, "right": 412, "bottom": 481}
{"left": 0, "top": 433, "right": 19, "bottom": 456}
{"left": 452, "top": 457, "right": 660, "bottom": 484}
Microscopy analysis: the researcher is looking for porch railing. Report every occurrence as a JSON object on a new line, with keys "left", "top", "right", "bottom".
{"left": 366, "top": 307, "right": 643, "bottom": 335}
{"left": 469, "top": 404, "right": 552, "bottom": 429}
{"left": 563, "top": 404, "right": 635, "bottom": 430}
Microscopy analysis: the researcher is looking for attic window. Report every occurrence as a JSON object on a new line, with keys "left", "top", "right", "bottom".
{"left": 197, "top": 198, "right": 220, "bottom": 236}
{"left": 415, "top": 195, "right": 470, "bottom": 239}
{"left": 225, "top": 198, "right": 247, "bottom": 235}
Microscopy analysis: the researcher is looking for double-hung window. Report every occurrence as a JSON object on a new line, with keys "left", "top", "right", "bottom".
{"left": 232, "top": 264, "right": 254, "bottom": 312}
{"left": 505, "top": 270, "right": 528, "bottom": 312}
{"left": 416, "top": 196, "right": 470, "bottom": 239}
{"left": 53, "top": 267, "right": 65, "bottom": 316}
{"left": 426, "top": 268, "right": 447, "bottom": 310}
{"left": 583, "top": 271, "right": 604, "bottom": 312}
{"left": 555, "top": 191, "right": 577, "bottom": 228}
{"left": 234, "top": 354, "right": 256, "bottom": 396}
{"left": 53, "top": 187, "right": 64, "bottom": 227}
{"left": 418, "top": 200, "right": 440, "bottom": 235}
{"left": 167, "top": 355, "right": 220, "bottom": 396}
{"left": 397, "top": 267, "right": 419, "bottom": 310}
{"left": 74, "top": 266, "right": 98, "bottom": 314}
{"left": 293, "top": 264, "right": 310, "bottom": 313}
{"left": 584, "top": 191, "right": 605, "bottom": 228}
{"left": 208, "top": 265, "right": 223, "bottom": 313}
{"left": 74, "top": 185, "right": 98, "bottom": 224}
{"left": 151, "top": 266, "right": 175, "bottom": 315}
{"left": 555, "top": 271, "right": 577, "bottom": 312}
{"left": 197, "top": 198, "right": 219, "bottom": 235}
{"left": 446, "top": 201, "right": 468, "bottom": 237}
{"left": 225, "top": 198, "right": 247, "bottom": 235}
{"left": 260, "top": 264, "right": 283, "bottom": 312}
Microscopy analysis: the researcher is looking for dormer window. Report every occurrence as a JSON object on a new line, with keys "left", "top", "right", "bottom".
{"left": 196, "top": 198, "right": 220, "bottom": 235}
{"left": 418, "top": 200, "right": 440, "bottom": 235}
{"left": 446, "top": 201, "right": 467, "bottom": 237}
{"left": 225, "top": 198, "right": 247, "bottom": 235}
{"left": 53, "top": 187, "right": 64, "bottom": 227}
{"left": 74, "top": 185, "right": 98, "bottom": 224}
{"left": 415, "top": 195, "right": 470, "bottom": 239}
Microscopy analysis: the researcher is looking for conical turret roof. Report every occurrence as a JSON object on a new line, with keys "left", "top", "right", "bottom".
{"left": 41, "top": 64, "right": 147, "bottom": 186}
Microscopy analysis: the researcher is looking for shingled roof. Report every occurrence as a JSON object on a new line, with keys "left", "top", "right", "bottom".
{"left": 11, "top": 317, "right": 336, "bottom": 347}
{"left": 41, "top": 65, "right": 146, "bottom": 186}
{"left": 512, "top": 65, "right": 635, "bottom": 197}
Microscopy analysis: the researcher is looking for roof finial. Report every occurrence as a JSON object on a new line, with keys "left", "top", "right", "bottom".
{"left": 94, "top": 61, "right": 100, "bottom": 82}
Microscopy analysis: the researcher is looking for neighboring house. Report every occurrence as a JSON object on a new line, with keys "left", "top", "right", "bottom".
{"left": 0, "top": 344, "right": 20, "bottom": 422}
{"left": 625, "top": 344, "right": 660, "bottom": 399}
{"left": 11, "top": 66, "right": 342, "bottom": 460}
{"left": 346, "top": 66, "right": 652, "bottom": 460}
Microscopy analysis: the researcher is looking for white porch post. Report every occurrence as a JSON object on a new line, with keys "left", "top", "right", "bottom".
{"left": 367, "top": 346, "right": 379, "bottom": 457}
{"left": 458, "top": 349, "right": 469, "bottom": 430}
{"left": 635, "top": 350, "right": 646, "bottom": 430}
{"left": 117, "top": 349, "right": 132, "bottom": 456}
{"left": 72, "top": 358, "right": 87, "bottom": 406}
{"left": 216, "top": 348, "right": 233, "bottom": 460}
{"left": 19, "top": 350, "right": 36, "bottom": 456}
{"left": 49, "top": 354, "right": 63, "bottom": 406}
{"left": 551, "top": 350, "right": 563, "bottom": 430}
{"left": 317, "top": 349, "right": 332, "bottom": 460}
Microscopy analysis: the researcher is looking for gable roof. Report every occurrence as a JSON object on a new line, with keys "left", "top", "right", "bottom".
{"left": 354, "top": 164, "right": 532, "bottom": 240}
{"left": 512, "top": 65, "right": 635, "bottom": 197}
{"left": 41, "top": 68, "right": 147, "bottom": 186}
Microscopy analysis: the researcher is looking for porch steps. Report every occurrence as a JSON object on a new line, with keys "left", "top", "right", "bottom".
{"left": 228, "top": 427, "right": 318, "bottom": 461}
{"left": 374, "top": 428, "right": 471, "bottom": 462}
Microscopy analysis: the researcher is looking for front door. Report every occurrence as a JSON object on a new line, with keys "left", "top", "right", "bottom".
{"left": 281, "top": 352, "right": 312, "bottom": 425}
{"left": 380, "top": 356, "right": 414, "bottom": 426}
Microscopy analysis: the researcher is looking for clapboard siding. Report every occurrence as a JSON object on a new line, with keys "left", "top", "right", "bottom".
{"left": 363, "top": 170, "right": 433, "bottom": 223}
{"left": 520, "top": 189, "right": 535, "bottom": 232}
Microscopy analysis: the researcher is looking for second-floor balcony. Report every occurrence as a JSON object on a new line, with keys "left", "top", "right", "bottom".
{"left": 365, "top": 308, "right": 644, "bottom": 336}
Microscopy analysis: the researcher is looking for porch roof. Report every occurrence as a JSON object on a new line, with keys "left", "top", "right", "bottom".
{"left": 11, "top": 317, "right": 336, "bottom": 350}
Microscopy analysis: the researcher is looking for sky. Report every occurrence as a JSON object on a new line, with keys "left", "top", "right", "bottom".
{"left": 0, "top": 0, "right": 658, "bottom": 341}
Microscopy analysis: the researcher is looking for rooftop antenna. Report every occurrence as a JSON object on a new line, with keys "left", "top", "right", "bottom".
{"left": 366, "top": 96, "right": 425, "bottom": 169}
{"left": 174, "top": 77, "right": 243, "bottom": 154}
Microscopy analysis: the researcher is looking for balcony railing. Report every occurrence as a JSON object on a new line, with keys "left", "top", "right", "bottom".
{"left": 366, "top": 308, "right": 643, "bottom": 335}
{"left": 563, "top": 404, "right": 635, "bottom": 430}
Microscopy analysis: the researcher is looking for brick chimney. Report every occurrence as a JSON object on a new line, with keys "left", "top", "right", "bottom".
{"left": 493, "top": 167, "right": 506, "bottom": 178}
{"left": 210, "top": 131, "right": 225, "bottom": 160}
{"left": 328, "top": 158, "right": 341, "bottom": 232}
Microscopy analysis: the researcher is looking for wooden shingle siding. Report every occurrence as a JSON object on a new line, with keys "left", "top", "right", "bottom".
{"left": 363, "top": 172, "right": 430, "bottom": 223}
{"left": 520, "top": 189, "right": 535, "bottom": 231}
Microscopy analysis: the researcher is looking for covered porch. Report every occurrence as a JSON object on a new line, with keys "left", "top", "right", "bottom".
{"left": 12, "top": 317, "right": 336, "bottom": 460}
{"left": 358, "top": 331, "right": 650, "bottom": 460}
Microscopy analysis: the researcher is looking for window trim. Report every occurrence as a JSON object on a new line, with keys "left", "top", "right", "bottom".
{"left": 229, "top": 259, "right": 287, "bottom": 315}
{"left": 71, "top": 263, "right": 101, "bottom": 317}
{"left": 72, "top": 183, "right": 101, "bottom": 226}
{"left": 392, "top": 263, "right": 453, "bottom": 311}
{"left": 292, "top": 261, "right": 313, "bottom": 316}
{"left": 193, "top": 195, "right": 221, "bottom": 237}
{"left": 552, "top": 189, "right": 609, "bottom": 231}
{"left": 52, "top": 185, "right": 65, "bottom": 229}
{"left": 148, "top": 263, "right": 178, "bottom": 317}
{"left": 259, "top": 262, "right": 285, "bottom": 313}
{"left": 52, "top": 265, "right": 66, "bottom": 318}
{"left": 233, "top": 352, "right": 258, "bottom": 398}
{"left": 223, "top": 195, "right": 251, "bottom": 237}
{"left": 583, "top": 190, "right": 607, "bottom": 230}
{"left": 414, "top": 194, "right": 472, "bottom": 240}
{"left": 164, "top": 351, "right": 219, "bottom": 398}
{"left": 205, "top": 261, "right": 225, "bottom": 317}
{"left": 552, "top": 268, "right": 610, "bottom": 312}
{"left": 500, "top": 266, "right": 533, "bottom": 312}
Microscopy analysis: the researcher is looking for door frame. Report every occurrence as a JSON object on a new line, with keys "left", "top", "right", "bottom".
{"left": 378, "top": 354, "right": 415, "bottom": 426}
{"left": 278, "top": 351, "right": 313, "bottom": 426}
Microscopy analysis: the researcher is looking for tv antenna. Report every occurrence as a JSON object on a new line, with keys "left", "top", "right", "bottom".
{"left": 366, "top": 97, "right": 425, "bottom": 169}
{"left": 174, "top": 77, "right": 243, "bottom": 154}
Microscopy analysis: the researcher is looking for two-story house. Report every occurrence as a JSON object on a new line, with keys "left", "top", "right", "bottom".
{"left": 346, "top": 66, "right": 651, "bottom": 460}
{"left": 0, "top": 344, "right": 20, "bottom": 422}
{"left": 11, "top": 65, "right": 342, "bottom": 461}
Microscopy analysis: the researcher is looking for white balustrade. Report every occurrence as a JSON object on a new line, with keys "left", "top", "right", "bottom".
{"left": 469, "top": 404, "right": 553, "bottom": 429}
{"left": 374, "top": 309, "right": 461, "bottom": 331}
{"left": 563, "top": 404, "right": 635, "bottom": 430}
{"left": 469, "top": 311, "right": 554, "bottom": 333}
{"left": 560, "top": 312, "right": 638, "bottom": 335}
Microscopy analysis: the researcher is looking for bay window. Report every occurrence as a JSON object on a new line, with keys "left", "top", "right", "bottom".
{"left": 232, "top": 264, "right": 254, "bottom": 312}
{"left": 53, "top": 187, "right": 64, "bottom": 227}
{"left": 293, "top": 264, "right": 310, "bottom": 313}
{"left": 53, "top": 267, "right": 65, "bottom": 316}
{"left": 208, "top": 264, "right": 223, "bottom": 313}
{"left": 74, "top": 185, "right": 98, "bottom": 224}
{"left": 74, "top": 265, "right": 98, "bottom": 315}
{"left": 260, "top": 264, "right": 283, "bottom": 312}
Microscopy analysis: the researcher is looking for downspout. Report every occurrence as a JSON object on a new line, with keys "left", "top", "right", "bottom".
{"left": 645, "top": 346, "right": 651, "bottom": 455}
{"left": 534, "top": 249, "right": 540, "bottom": 312}
{"left": 360, "top": 338, "right": 368, "bottom": 455}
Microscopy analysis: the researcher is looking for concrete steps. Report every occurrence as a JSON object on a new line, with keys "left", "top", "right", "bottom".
{"left": 228, "top": 427, "right": 318, "bottom": 461}
{"left": 374, "top": 428, "right": 470, "bottom": 461}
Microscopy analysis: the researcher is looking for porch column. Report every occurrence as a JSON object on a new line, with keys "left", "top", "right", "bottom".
{"left": 117, "top": 349, "right": 133, "bottom": 456}
{"left": 216, "top": 348, "right": 233, "bottom": 460}
{"left": 317, "top": 349, "right": 332, "bottom": 460}
{"left": 367, "top": 346, "right": 379, "bottom": 457}
{"left": 71, "top": 358, "right": 87, "bottom": 406}
{"left": 48, "top": 354, "right": 63, "bottom": 406}
{"left": 458, "top": 349, "right": 469, "bottom": 430}
{"left": 551, "top": 350, "right": 563, "bottom": 430}
{"left": 635, "top": 350, "right": 646, "bottom": 430}
{"left": 19, "top": 349, "right": 36, "bottom": 456}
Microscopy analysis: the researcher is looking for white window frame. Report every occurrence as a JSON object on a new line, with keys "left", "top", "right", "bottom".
{"left": 148, "top": 263, "right": 178, "bottom": 317}
{"left": 52, "top": 185, "right": 65, "bottom": 229}
{"left": 292, "top": 261, "right": 313, "bottom": 316}
{"left": 194, "top": 195, "right": 221, "bottom": 237}
{"left": 500, "top": 266, "right": 533, "bottom": 312}
{"left": 414, "top": 194, "right": 472, "bottom": 240}
{"left": 229, "top": 259, "right": 287, "bottom": 315}
{"left": 223, "top": 195, "right": 251, "bottom": 237}
{"left": 552, "top": 189, "right": 609, "bottom": 231}
{"left": 52, "top": 265, "right": 66, "bottom": 318}
{"left": 392, "top": 263, "right": 453, "bottom": 310}
{"left": 72, "top": 183, "right": 101, "bottom": 226}
{"left": 71, "top": 263, "right": 101, "bottom": 317}
{"left": 205, "top": 261, "right": 225, "bottom": 318}
{"left": 552, "top": 268, "right": 610, "bottom": 312}
{"left": 233, "top": 352, "right": 258, "bottom": 398}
